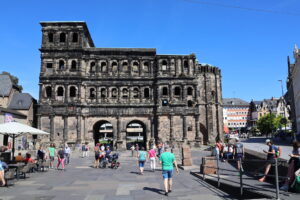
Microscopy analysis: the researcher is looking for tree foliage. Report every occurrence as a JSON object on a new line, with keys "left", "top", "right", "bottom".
{"left": 257, "top": 113, "right": 286, "bottom": 136}
{"left": 0, "top": 71, "right": 23, "bottom": 92}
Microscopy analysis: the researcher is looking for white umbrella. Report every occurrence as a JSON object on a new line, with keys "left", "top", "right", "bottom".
{"left": 0, "top": 122, "right": 50, "bottom": 159}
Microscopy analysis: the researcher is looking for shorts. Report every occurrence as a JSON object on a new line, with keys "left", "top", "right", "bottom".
{"left": 50, "top": 156, "right": 54, "bottom": 161}
{"left": 235, "top": 153, "right": 243, "bottom": 160}
{"left": 139, "top": 160, "right": 145, "bottom": 168}
{"left": 162, "top": 170, "right": 173, "bottom": 179}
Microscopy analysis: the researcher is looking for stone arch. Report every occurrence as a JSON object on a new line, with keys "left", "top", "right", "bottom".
{"left": 69, "top": 85, "right": 77, "bottom": 98}
{"left": 45, "top": 86, "right": 52, "bottom": 98}
{"left": 126, "top": 120, "right": 147, "bottom": 150}
{"left": 132, "top": 61, "right": 139, "bottom": 75}
{"left": 93, "top": 120, "right": 114, "bottom": 148}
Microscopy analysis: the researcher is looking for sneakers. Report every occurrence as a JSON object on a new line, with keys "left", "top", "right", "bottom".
{"left": 280, "top": 184, "right": 289, "bottom": 191}
{"left": 164, "top": 192, "right": 168, "bottom": 196}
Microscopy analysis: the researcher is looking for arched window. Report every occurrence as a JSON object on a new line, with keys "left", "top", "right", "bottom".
{"left": 89, "top": 88, "right": 96, "bottom": 98}
{"left": 101, "top": 62, "right": 107, "bottom": 72}
{"left": 57, "top": 87, "right": 64, "bottom": 96}
{"left": 122, "top": 88, "right": 128, "bottom": 98}
{"left": 143, "top": 62, "right": 149, "bottom": 73}
{"left": 162, "top": 60, "right": 167, "bottom": 71}
{"left": 174, "top": 86, "right": 181, "bottom": 96}
{"left": 162, "top": 87, "right": 168, "bottom": 96}
{"left": 69, "top": 86, "right": 76, "bottom": 97}
{"left": 90, "top": 62, "right": 96, "bottom": 72}
{"left": 48, "top": 33, "right": 53, "bottom": 43}
{"left": 184, "top": 60, "right": 189, "bottom": 69}
{"left": 133, "top": 88, "right": 139, "bottom": 98}
{"left": 144, "top": 88, "right": 150, "bottom": 98}
{"left": 132, "top": 62, "right": 139, "bottom": 73}
{"left": 112, "top": 61, "right": 118, "bottom": 72}
{"left": 188, "top": 100, "right": 193, "bottom": 107}
{"left": 60, "top": 33, "right": 66, "bottom": 43}
{"left": 122, "top": 61, "right": 129, "bottom": 72}
{"left": 45, "top": 86, "right": 52, "bottom": 98}
{"left": 72, "top": 33, "right": 78, "bottom": 43}
{"left": 71, "top": 60, "right": 77, "bottom": 70}
{"left": 101, "top": 88, "right": 106, "bottom": 98}
{"left": 59, "top": 60, "right": 65, "bottom": 70}
{"left": 187, "top": 87, "right": 193, "bottom": 96}
{"left": 111, "top": 88, "right": 117, "bottom": 98}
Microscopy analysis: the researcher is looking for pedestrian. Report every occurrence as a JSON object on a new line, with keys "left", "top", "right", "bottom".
{"left": 148, "top": 145, "right": 157, "bottom": 171}
{"left": 81, "top": 143, "right": 86, "bottom": 158}
{"left": 159, "top": 145, "right": 179, "bottom": 196}
{"left": 64, "top": 144, "right": 71, "bottom": 165}
{"left": 130, "top": 144, "right": 135, "bottom": 157}
{"left": 137, "top": 146, "right": 147, "bottom": 175}
{"left": 48, "top": 143, "right": 56, "bottom": 169}
{"left": 280, "top": 141, "right": 300, "bottom": 191}
{"left": 85, "top": 143, "right": 90, "bottom": 157}
{"left": 37, "top": 146, "right": 46, "bottom": 161}
{"left": 94, "top": 143, "right": 100, "bottom": 168}
{"left": 234, "top": 138, "right": 244, "bottom": 171}
{"left": 57, "top": 146, "right": 65, "bottom": 170}
{"left": 259, "top": 139, "right": 276, "bottom": 182}
{"left": 0, "top": 158, "right": 8, "bottom": 186}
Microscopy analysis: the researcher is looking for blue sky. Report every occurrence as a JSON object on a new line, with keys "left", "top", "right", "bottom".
{"left": 0, "top": 0, "right": 300, "bottom": 102}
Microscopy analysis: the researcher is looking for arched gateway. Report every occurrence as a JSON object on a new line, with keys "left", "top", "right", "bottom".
{"left": 126, "top": 120, "right": 146, "bottom": 150}
{"left": 93, "top": 121, "right": 114, "bottom": 149}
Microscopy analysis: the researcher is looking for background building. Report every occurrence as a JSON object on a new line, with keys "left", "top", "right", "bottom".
{"left": 223, "top": 98, "right": 250, "bottom": 133}
{"left": 37, "top": 21, "right": 223, "bottom": 149}
{"left": 0, "top": 74, "right": 37, "bottom": 148}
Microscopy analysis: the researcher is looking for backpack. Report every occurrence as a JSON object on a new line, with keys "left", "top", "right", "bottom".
{"left": 273, "top": 145, "right": 282, "bottom": 158}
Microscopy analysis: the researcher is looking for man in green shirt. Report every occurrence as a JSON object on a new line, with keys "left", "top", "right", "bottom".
{"left": 159, "top": 145, "right": 179, "bottom": 196}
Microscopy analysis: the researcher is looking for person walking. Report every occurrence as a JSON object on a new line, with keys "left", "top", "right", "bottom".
{"left": 48, "top": 143, "right": 56, "bottom": 169}
{"left": 81, "top": 143, "right": 86, "bottom": 158}
{"left": 159, "top": 145, "right": 179, "bottom": 196}
{"left": 94, "top": 143, "right": 100, "bottom": 168}
{"left": 64, "top": 144, "right": 71, "bottom": 165}
{"left": 57, "top": 146, "right": 65, "bottom": 170}
{"left": 130, "top": 144, "right": 135, "bottom": 157}
{"left": 234, "top": 138, "right": 244, "bottom": 171}
{"left": 259, "top": 139, "right": 276, "bottom": 182}
{"left": 148, "top": 146, "right": 157, "bottom": 171}
{"left": 137, "top": 147, "right": 147, "bottom": 175}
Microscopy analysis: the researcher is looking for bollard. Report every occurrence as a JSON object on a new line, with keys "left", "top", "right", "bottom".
{"left": 275, "top": 158, "right": 280, "bottom": 200}
{"left": 239, "top": 157, "right": 243, "bottom": 197}
{"left": 217, "top": 157, "right": 220, "bottom": 188}
{"left": 202, "top": 157, "right": 205, "bottom": 180}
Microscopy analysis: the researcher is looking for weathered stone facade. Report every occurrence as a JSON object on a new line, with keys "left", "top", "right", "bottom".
{"left": 37, "top": 22, "right": 223, "bottom": 150}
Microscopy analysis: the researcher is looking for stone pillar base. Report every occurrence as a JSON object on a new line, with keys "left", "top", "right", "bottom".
{"left": 181, "top": 147, "right": 192, "bottom": 166}
{"left": 116, "top": 140, "right": 126, "bottom": 151}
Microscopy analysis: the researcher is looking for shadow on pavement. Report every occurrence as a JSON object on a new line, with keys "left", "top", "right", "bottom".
{"left": 143, "top": 187, "right": 164, "bottom": 195}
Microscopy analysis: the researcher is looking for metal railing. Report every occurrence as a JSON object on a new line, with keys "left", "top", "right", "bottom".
{"left": 201, "top": 157, "right": 288, "bottom": 200}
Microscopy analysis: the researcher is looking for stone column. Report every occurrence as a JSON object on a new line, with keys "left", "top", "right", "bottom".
{"left": 63, "top": 116, "right": 68, "bottom": 142}
{"left": 50, "top": 115, "right": 54, "bottom": 142}
{"left": 76, "top": 115, "right": 81, "bottom": 143}
{"left": 182, "top": 115, "right": 187, "bottom": 140}
{"left": 169, "top": 115, "right": 174, "bottom": 141}
{"left": 117, "top": 116, "right": 121, "bottom": 141}
{"left": 64, "top": 85, "right": 68, "bottom": 103}
{"left": 195, "top": 115, "right": 201, "bottom": 147}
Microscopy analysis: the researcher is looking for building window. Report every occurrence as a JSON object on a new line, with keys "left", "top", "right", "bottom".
{"left": 162, "top": 60, "right": 167, "bottom": 71}
{"left": 57, "top": 87, "right": 64, "bottom": 96}
{"left": 111, "top": 88, "right": 117, "bottom": 98}
{"left": 122, "top": 88, "right": 128, "bottom": 98}
{"left": 188, "top": 100, "right": 193, "bottom": 107}
{"left": 89, "top": 88, "right": 96, "bottom": 98}
{"left": 101, "top": 62, "right": 107, "bottom": 72}
{"left": 143, "top": 62, "right": 149, "bottom": 73}
{"left": 174, "top": 86, "right": 181, "bottom": 96}
{"left": 60, "top": 33, "right": 66, "bottom": 43}
{"left": 90, "top": 62, "right": 96, "bottom": 72}
{"left": 101, "top": 88, "right": 106, "bottom": 98}
{"left": 72, "top": 33, "right": 78, "bottom": 43}
{"left": 187, "top": 87, "right": 193, "bottom": 96}
{"left": 69, "top": 86, "right": 76, "bottom": 97}
{"left": 46, "top": 63, "right": 53, "bottom": 69}
{"left": 162, "top": 99, "right": 169, "bottom": 106}
{"left": 122, "top": 61, "right": 129, "bottom": 72}
{"left": 59, "top": 60, "right": 65, "bottom": 70}
{"left": 144, "top": 88, "right": 150, "bottom": 98}
{"left": 184, "top": 60, "right": 189, "bottom": 69}
{"left": 48, "top": 33, "right": 53, "bottom": 43}
{"left": 45, "top": 86, "right": 52, "bottom": 98}
{"left": 162, "top": 87, "right": 168, "bottom": 96}
{"left": 132, "top": 62, "right": 139, "bottom": 73}
{"left": 112, "top": 61, "right": 118, "bottom": 72}
{"left": 133, "top": 88, "right": 139, "bottom": 98}
{"left": 71, "top": 60, "right": 77, "bottom": 70}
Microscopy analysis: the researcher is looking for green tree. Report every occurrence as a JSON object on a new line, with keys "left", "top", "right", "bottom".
{"left": 0, "top": 71, "right": 23, "bottom": 92}
{"left": 257, "top": 113, "right": 281, "bottom": 137}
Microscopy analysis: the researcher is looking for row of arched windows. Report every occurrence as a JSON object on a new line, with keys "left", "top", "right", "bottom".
{"left": 161, "top": 86, "right": 194, "bottom": 96}
{"left": 45, "top": 86, "right": 77, "bottom": 98}
{"left": 47, "top": 32, "right": 78, "bottom": 43}
{"left": 161, "top": 60, "right": 190, "bottom": 71}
